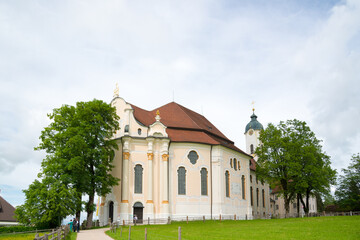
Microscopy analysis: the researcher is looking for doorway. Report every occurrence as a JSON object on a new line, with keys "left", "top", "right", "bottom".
{"left": 133, "top": 202, "right": 144, "bottom": 223}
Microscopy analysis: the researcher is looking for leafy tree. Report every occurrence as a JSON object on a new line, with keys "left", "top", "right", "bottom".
{"left": 36, "top": 99, "right": 120, "bottom": 228}
{"left": 287, "top": 121, "right": 336, "bottom": 215}
{"left": 256, "top": 121, "right": 297, "bottom": 216}
{"left": 256, "top": 119, "right": 336, "bottom": 216}
{"left": 335, "top": 154, "right": 360, "bottom": 211}
{"left": 16, "top": 99, "right": 120, "bottom": 228}
{"left": 15, "top": 178, "right": 77, "bottom": 228}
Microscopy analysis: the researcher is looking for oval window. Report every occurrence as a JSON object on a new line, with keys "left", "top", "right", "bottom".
{"left": 188, "top": 150, "right": 199, "bottom": 165}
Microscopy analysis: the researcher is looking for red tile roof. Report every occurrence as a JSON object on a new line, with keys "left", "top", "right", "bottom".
{"left": 130, "top": 101, "right": 250, "bottom": 156}
{"left": 0, "top": 196, "right": 16, "bottom": 222}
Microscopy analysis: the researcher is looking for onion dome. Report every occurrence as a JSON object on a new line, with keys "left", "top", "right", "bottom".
{"left": 245, "top": 110, "right": 263, "bottom": 133}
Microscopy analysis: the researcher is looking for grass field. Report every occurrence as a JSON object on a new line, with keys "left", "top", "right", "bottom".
{"left": 0, "top": 231, "right": 77, "bottom": 240}
{"left": 106, "top": 216, "right": 360, "bottom": 240}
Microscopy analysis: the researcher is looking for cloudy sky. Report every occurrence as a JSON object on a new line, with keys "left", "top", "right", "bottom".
{"left": 0, "top": 0, "right": 359, "bottom": 207}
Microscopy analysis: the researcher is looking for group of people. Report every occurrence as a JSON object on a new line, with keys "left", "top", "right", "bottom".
{"left": 69, "top": 218, "right": 80, "bottom": 232}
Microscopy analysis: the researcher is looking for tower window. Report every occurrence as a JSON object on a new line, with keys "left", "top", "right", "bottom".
{"left": 250, "top": 144, "right": 254, "bottom": 154}
{"left": 138, "top": 128, "right": 142, "bottom": 135}
{"left": 233, "top": 158, "right": 237, "bottom": 170}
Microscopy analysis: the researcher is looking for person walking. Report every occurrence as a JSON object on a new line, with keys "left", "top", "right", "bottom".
{"left": 76, "top": 218, "right": 80, "bottom": 232}
{"left": 68, "top": 219, "right": 73, "bottom": 232}
{"left": 73, "top": 218, "right": 77, "bottom": 232}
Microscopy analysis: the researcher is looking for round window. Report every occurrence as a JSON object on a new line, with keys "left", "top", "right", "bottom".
{"left": 188, "top": 150, "right": 199, "bottom": 165}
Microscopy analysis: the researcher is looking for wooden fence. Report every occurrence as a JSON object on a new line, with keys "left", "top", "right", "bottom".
{"left": 34, "top": 225, "right": 70, "bottom": 240}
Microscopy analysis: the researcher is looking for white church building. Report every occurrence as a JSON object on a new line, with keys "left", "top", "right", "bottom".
{"left": 98, "top": 91, "right": 270, "bottom": 225}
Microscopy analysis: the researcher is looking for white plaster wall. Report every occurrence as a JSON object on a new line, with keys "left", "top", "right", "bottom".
{"left": 169, "top": 143, "right": 211, "bottom": 219}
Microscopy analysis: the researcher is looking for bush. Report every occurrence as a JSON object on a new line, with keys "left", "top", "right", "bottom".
{"left": 0, "top": 225, "right": 44, "bottom": 234}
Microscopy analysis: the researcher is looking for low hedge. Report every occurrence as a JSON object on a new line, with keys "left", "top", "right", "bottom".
{"left": 0, "top": 225, "right": 40, "bottom": 234}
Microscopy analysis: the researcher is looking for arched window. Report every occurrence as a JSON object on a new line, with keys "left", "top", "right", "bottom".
{"left": 250, "top": 187, "right": 253, "bottom": 206}
{"left": 256, "top": 188, "right": 259, "bottom": 207}
{"left": 241, "top": 175, "right": 246, "bottom": 200}
{"left": 262, "top": 189, "right": 265, "bottom": 207}
{"left": 200, "top": 168, "right": 208, "bottom": 196}
{"left": 250, "top": 144, "right": 254, "bottom": 154}
{"left": 134, "top": 164, "right": 143, "bottom": 193}
{"left": 138, "top": 128, "right": 142, "bottom": 135}
{"left": 225, "top": 171, "right": 230, "bottom": 197}
{"left": 250, "top": 175, "right": 252, "bottom": 183}
{"left": 238, "top": 161, "right": 241, "bottom": 170}
{"left": 233, "top": 158, "right": 237, "bottom": 170}
{"left": 178, "top": 167, "right": 186, "bottom": 195}
{"left": 230, "top": 158, "right": 233, "bottom": 168}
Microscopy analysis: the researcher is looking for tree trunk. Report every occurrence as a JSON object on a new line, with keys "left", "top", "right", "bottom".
{"left": 297, "top": 193, "right": 300, "bottom": 217}
{"left": 284, "top": 195, "right": 291, "bottom": 218}
{"left": 86, "top": 194, "right": 95, "bottom": 229}
{"left": 305, "top": 189, "right": 310, "bottom": 216}
{"left": 299, "top": 193, "right": 309, "bottom": 216}
{"left": 75, "top": 192, "right": 82, "bottom": 220}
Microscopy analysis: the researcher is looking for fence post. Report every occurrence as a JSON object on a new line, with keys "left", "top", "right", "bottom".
{"left": 44, "top": 234, "right": 48, "bottom": 240}
{"left": 234, "top": 214, "right": 236, "bottom": 220}
{"left": 128, "top": 225, "right": 131, "bottom": 240}
{"left": 168, "top": 216, "right": 171, "bottom": 224}
{"left": 220, "top": 214, "right": 221, "bottom": 222}
{"left": 350, "top": 211, "right": 353, "bottom": 216}
{"left": 123, "top": 220, "right": 125, "bottom": 226}
{"left": 148, "top": 217, "right": 150, "bottom": 225}
{"left": 178, "top": 226, "right": 181, "bottom": 240}
{"left": 145, "top": 228, "right": 147, "bottom": 240}
{"left": 203, "top": 216, "right": 205, "bottom": 223}
{"left": 186, "top": 216, "right": 188, "bottom": 224}
{"left": 245, "top": 214, "right": 247, "bottom": 220}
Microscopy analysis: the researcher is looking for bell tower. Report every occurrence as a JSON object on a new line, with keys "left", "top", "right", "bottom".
{"left": 244, "top": 107, "right": 263, "bottom": 159}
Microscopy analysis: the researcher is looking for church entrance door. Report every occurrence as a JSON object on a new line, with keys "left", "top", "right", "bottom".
{"left": 133, "top": 202, "right": 144, "bottom": 223}
{"left": 109, "top": 201, "right": 114, "bottom": 223}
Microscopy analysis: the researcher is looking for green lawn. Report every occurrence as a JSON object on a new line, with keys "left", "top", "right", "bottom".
{"left": 106, "top": 216, "right": 360, "bottom": 240}
{"left": 0, "top": 231, "right": 77, "bottom": 240}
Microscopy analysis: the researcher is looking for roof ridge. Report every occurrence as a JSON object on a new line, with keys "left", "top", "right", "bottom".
{"left": 173, "top": 102, "right": 203, "bottom": 130}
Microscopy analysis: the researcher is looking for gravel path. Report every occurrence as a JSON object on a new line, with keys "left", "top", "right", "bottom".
{"left": 76, "top": 228, "right": 113, "bottom": 240}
